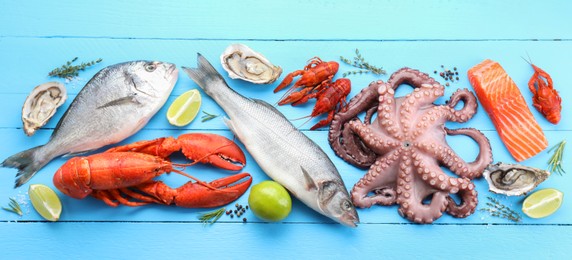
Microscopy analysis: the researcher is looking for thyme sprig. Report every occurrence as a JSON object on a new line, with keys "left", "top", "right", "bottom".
{"left": 547, "top": 139, "right": 566, "bottom": 175}
{"left": 201, "top": 111, "right": 219, "bottom": 122}
{"left": 198, "top": 207, "right": 226, "bottom": 225}
{"left": 48, "top": 57, "right": 103, "bottom": 79}
{"left": 340, "top": 49, "right": 386, "bottom": 77}
{"left": 479, "top": 196, "right": 522, "bottom": 222}
{"left": 2, "top": 197, "right": 23, "bottom": 216}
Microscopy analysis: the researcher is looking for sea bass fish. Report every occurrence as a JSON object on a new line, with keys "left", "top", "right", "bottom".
{"left": 3, "top": 61, "right": 178, "bottom": 187}
{"left": 183, "top": 54, "right": 359, "bottom": 227}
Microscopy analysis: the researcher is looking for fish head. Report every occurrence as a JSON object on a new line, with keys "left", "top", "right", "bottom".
{"left": 126, "top": 61, "right": 179, "bottom": 99}
{"left": 317, "top": 180, "right": 360, "bottom": 227}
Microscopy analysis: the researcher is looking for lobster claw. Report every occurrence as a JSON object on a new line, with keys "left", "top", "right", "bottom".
{"left": 178, "top": 133, "right": 246, "bottom": 171}
{"left": 173, "top": 173, "right": 253, "bottom": 208}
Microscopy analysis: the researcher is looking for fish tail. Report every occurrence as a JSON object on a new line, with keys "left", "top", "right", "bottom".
{"left": 1, "top": 145, "right": 52, "bottom": 188}
{"left": 182, "top": 53, "right": 228, "bottom": 96}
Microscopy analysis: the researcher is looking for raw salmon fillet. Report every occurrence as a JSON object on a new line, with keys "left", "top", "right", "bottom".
{"left": 468, "top": 59, "right": 548, "bottom": 162}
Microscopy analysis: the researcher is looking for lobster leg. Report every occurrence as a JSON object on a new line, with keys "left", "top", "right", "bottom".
{"left": 134, "top": 173, "right": 253, "bottom": 208}
{"left": 91, "top": 189, "right": 151, "bottom": 207}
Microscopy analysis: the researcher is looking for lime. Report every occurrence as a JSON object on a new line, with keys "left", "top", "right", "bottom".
{"left": 522, "top": 188, "right": 563, "bottom": 219}
{"left": 166, "top": 89, "right": 202, "bottom": 126}
{"left": 28, "top": 184, "right": 62, "bottom": 221}
{"left": 248, "top": 181, "right": 292, "bottom": 222}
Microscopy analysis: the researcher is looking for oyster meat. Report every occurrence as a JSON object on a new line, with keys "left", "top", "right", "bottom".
{"left": 483, "top": 162, "right": 551, "bottom": 196}
{"left": 22, "top": 82, "right": 67, "bottom": 136}
{"left": 220, "top": 43, "right": 282, "bottom": 84}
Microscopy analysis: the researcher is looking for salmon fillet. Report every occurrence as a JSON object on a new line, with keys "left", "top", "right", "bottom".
{"left": 468, "top": 59, "right": 548, "bottom": 162}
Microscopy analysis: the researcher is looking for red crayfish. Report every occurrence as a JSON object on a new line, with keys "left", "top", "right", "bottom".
{"left": 526, "top": 61, "right": 562, "bottom": 124}
{"left": 53, "top": 133, "right": 252, "bottom": 208}
{"left": 274, "top": 57, "right": 351, "bottom": 129}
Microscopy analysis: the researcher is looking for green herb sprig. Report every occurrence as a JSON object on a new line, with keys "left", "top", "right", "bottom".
{"left": 48, "top": 57, "right": 103, "bottom": 79}
{"left": 479, "top": 196, "right": 522, "bottom": 222}
{"left": 201, "top": 111, "right": 219, "bottom": 122}
{"left": 198, "top": 207, "right": 226, "bottom": 225}
{"left": 547, "top": 139, "right": 566, "bottom": 175}
{"left": 2, "top": 197, "right": 23, "bottom": 216}
{"left": 340, "top": 49, "right": 386, "bottom": 77}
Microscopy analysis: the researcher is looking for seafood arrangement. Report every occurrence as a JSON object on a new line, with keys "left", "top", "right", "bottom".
{"left": 2, "top": 61, "right": 178, "bottom": 187}
{"left": 0, "top": 44, "right": 566, "bottom": 226}
{"left": 183, "top": 54, "right": 359, "bottom": 227}
{"left": 328, "top": 68, "right": 492, "bottom": 223}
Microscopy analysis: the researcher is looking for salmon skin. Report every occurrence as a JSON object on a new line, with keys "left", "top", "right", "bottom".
{"left": 467, "top": 59, "right": 548, "bottom": 162}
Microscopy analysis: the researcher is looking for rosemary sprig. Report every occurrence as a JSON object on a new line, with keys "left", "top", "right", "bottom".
{"left": 48, "top": 57, "right": 103, "bottom": 79}
{"left": 2, "top": 197, "right": 23, "bottom": 216}
{"left": 201, "top": 111, "right": 219, "bottom": 122}
{"left": 198, "top": 207, "right": 226, "bottom": 225}
{"left": 340, "top": 49, "right": 386, "bottom": 77}
{"left": 547, "top": 139, "right": 566, "bottom": 175}
{"left": 479, "top": 196, "right": 522, "bottom": 222}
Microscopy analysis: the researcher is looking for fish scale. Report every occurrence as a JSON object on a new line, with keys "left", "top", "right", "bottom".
{"left": 183, "top": 54, "right": 359, "bottom": 227}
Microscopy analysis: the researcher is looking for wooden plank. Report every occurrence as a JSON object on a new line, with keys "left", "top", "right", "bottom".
{"left": 0, "top": 222, "right": 569, "bottom": 259}
{"left": 0, "top": 0, "right": 570, "bottom": 40}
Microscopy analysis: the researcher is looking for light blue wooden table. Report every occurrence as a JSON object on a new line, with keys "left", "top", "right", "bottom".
{"left": 1, "top": 1, "right": 570, "bottom": 259}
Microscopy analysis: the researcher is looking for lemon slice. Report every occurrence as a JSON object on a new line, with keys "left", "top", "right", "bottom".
{"left": 167, "top": 89, "right": 202, "bottom": 126}
{"left": 522, "top": 188, "right": 563, "bottom": 219}
{"left": 29, "top": 184, "right": 62, "bottom": 221}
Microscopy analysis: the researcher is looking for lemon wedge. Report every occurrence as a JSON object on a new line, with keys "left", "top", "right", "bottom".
{"left": 522, "top": 188, "right": 563, "bottom": 219}
{"left": 167, "top": 89, "right": 202, "bottom": 126}
{"left": 29, "top": 184, "right": 62, "bottom": 221}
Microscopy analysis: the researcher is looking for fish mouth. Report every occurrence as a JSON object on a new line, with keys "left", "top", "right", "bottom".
{"left": 164, "top": 63, "right": 179, "bottom": 83}
{"left": 339, "top": 211, "right": 360, "bottom": 228}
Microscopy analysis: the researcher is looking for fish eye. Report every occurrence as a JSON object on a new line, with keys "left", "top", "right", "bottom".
{"left": 145, "top": 63, "right": 157, "bottom": 72}
{"left": 342, "top": 200, "right": 352, "bottom": 211}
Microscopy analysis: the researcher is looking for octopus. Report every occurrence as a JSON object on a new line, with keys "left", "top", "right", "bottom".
{"left": 328, "top": 68, "right": 492, "bottom": 223}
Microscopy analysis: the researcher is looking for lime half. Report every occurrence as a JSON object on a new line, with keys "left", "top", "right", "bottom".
{"left": 167, "top": 89, "right": 202, "bottom": 126}
{"left": 29, "top": 184, "right": 62, "bottom": 221}
{"left": 522, "top": 188, "right": 563, "bottom": 219}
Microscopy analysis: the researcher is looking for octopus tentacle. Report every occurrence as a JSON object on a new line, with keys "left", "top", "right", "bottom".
{"left": 398, "top": 189, "right": 449, "bottom": 224}
{"left": 411, "top": 152, "right": 466, "bottom": 193}
{"left": 445, "top": 88, "right": 478, "bottom": 123}
{"left": 444, "top": 128, "right": 492, "bottom": 179}
{"left": 348, "top": 120, "right": 399, "bottom": 155}
{"left": 387, "top": 67, "right": 438, "bottom": 88}
{"left": 329, "top": 82, "right": 379, "bottom": 168}
{"left": 446, "top": 189, "right": 478, "bottom": 218}
{"left": 351, "top": 149, "right": 402, "bottom": 207}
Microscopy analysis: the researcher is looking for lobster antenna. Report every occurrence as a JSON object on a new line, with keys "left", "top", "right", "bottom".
{"left": 170, "top": 169, "right": 217, "bottom": 190}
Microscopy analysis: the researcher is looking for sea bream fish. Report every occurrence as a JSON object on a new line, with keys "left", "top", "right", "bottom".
{"left": 183, "top": 54, "right": 359, "bottom": 227}
{"left": 3, "top": 61, "right": 178, "bottom": 187}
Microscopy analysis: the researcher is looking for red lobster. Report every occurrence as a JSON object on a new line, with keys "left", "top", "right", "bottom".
{"left": 526, "top": 62, "right": 562, "bottom": 124}
{"left": 53, "top": 133, "right": 252, "bottom": 208}
{"left": 274, "top": 57, "right": 339, "bottom": 105}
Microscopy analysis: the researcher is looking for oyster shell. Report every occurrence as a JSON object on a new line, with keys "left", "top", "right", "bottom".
{"left": 220, "top": 44, "right": 282, "bottom": 84}
{"left": 22, "top": 82, "right": 67, "bottom": 136}
{"left": 483, "top": 162, "right": 550, "bottom": 196}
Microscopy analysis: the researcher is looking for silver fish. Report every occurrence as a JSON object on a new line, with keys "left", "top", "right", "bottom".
{"left": 183, "top": 54, "right": 359, "bottom": 227}
{"left": 3, "top": 61, "right": 178, "bottom": 187}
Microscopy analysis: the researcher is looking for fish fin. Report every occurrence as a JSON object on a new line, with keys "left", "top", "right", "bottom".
{"left": 223, "top": 117, "right": 238, "bottom": 136}
{"left": 301, "top": 166, "right": 318, "bottom": 191}
{"left": 1, "top": 145, "right": 52, "bottom": 188}
{"left": 251, "top": 99, "right": 288, "bottom": 119}
{"left": 97, "top": 94, "right": 140, "bottom": 109}
{"left": 62, "top": 150, "right": 96, "bottom": 158}
{"left": 182, "top": 53, "right": 226, "bottom": 95}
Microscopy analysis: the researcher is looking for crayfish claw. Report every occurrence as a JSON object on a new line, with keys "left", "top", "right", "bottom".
{"left": 178, "top": 133, "right": 246, "bottom": 171}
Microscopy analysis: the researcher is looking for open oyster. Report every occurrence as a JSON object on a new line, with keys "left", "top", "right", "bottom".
{"left": 483, "top": 162, "right": 550, "bottom": 196}
{"left": 220, "top": 44, "right": 282, "bottom": 84}
{"left": 22, "top": 82, "right": 67, "bottom": 136}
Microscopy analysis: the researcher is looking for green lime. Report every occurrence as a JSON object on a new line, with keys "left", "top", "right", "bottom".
{"left": 522, "top": 188, "right": 563, "bottom": 219}
{"left": 248, "top": 181, "right": 292, "bottom": 222}
{"left": 166, "top": 89, "right": 202, "bottom": 126}
{"left": 28, "top": 184, "right": 62, "bottom": 221}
